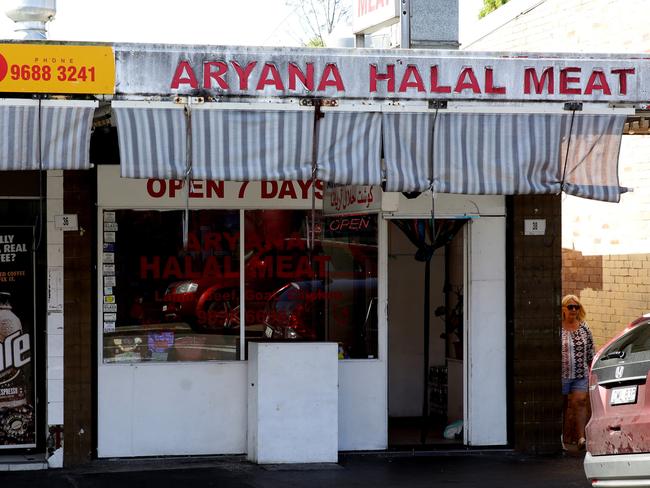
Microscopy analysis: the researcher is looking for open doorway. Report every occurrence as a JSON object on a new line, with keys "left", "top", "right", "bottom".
{"left": 387, "top": 218, "right": 466, "bottom": 447}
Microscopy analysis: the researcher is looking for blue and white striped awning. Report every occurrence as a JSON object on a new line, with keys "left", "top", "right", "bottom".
{"left": 191, "top": 104, "right": 314, "bottom": 181}
{"left": 112, "top": 100, "right": 628, "bottom": 203}
{"left": 383, "top": 109, "right": 628, "bottom": 203}
{"left": 317, "top": 107, "right": 382, "bottom": 186}
{"left": 112, "top": 101, "right": 187, "bottom": 179}
{"left": 114, "top": 101, "right": 383, "bottom": 185}
{"left": 113, "top": 101, "right": 317, "bottom": 181}
{"left": 0, "top": 99, "right": 98, "bottom": 171}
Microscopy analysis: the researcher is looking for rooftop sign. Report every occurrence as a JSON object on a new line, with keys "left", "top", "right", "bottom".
{"left": 352, "top": 0, "right": 400, "bottom": 35}
{"left": 114, "top": 45, "right": 650, "bottom": 103}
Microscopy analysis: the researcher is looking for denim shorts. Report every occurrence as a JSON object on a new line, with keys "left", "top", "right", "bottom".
{"left": 562, "top": 377, "right": 588, "bottom": 395}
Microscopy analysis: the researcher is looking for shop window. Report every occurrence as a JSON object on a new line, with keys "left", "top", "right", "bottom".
{"left": 101, "top": 209, "right": 240, "bottom": 363}
{"left": 101, "top": 208, "right": 378, "bottom": 363}
{"left": 247, "top": 210, "right": 378, "bottom": 360}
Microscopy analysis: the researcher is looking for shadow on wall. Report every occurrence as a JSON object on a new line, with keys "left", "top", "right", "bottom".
{"left": 562, "top": 249, "right": 604, "bottom": 293}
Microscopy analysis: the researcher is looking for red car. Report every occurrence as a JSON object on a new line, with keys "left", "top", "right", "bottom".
{"left": 161, "top": 239, "right": 377, "bottom": 335}
{"left": 584, "top": 313, "right": 650, "bottom": 487}
{"left": 162, "top": 278, "right": 240, "bottom": 332}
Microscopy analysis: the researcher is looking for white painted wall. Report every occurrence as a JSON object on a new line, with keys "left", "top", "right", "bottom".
{"left": 98, "top": 362, "right": 247, "bottom": 457}
{"left": 465, "top": 217, "right": 507, "bottom": 446}
{"left": 463, "top": 0, "right": 650, "bottom": 53}
{"left": 247, "top": 342, "right": 338, "bottom": 464}
{"left": 389, "top": 192, "right": 505, "bottom": 219}
{"left": 563, "top": 135, "right": 650, "bottom": 256}
{"left": 46, "top": 171, "right": 64, "bottom": 468}
{"left": 338, "top": 360, "right": 386, "bottom": 450}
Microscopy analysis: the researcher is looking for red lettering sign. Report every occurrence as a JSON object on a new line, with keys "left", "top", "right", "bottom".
{"left": 584, "top": 70, "right": 611, "bottom": 95}
{"left": 524, "top": 67, "right": 554, "bottom": 95}
{"left": 145, "top": 179, "right": 322, "bottom": 200}
{"left": 358, "top": 0, "right": 388, "bottom": 16}
{"left": 317, "top": 64, "right": 345, "bottom": 91}
{"left": 370, "top": 64, "right": 395, "bottom": 92}
{"left": 203, "top": 61, "right": 229, "bottom": 89}
{"left": 455, "top": 67, "right": 481, "bottom": 94}
{"left": 168, "top": 59, "right": 638, "bottom": 100}
{"left": 559, "top": 67, "right": 582, "bottom": 95}
{"left": 170, "top": 60, "right": 198, "bottom": 89}
{"left": 288, "top": 62, "right": 314, "bottom": 91}
{"left": 430, "top": 66, "right": 451, "bottom": 93}
{"left": 256, "top": 63, "right": 284, "bottom": 91}
{"left": 484, "top": 67, "right": 505, "bottom": 94}
{"left": 399, "top": 65, "right": 425, "bottom": 93}
{"left": 146, "top": 179, "right": 224, "bottom": 199}
{"left": 611, "top": 68, "right": 635, "bottom": 95}
{"left": 232, "top": 61, "right": 257, "bottom": 90}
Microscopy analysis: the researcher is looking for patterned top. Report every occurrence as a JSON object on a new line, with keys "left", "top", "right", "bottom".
{"left": 562, "top": 322, "right": 595, "bottom": 380}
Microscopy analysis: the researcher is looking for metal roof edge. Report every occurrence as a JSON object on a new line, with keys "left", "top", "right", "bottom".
{"left": 2, "top": 38, "right": 650, "bottom": 62}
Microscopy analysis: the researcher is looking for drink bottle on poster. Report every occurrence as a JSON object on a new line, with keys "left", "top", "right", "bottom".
{"left": 0, "top": 292, "right": 27, "bottom": 408}
{"left": 0, "top": 226, "right": 36, "bottom": 448}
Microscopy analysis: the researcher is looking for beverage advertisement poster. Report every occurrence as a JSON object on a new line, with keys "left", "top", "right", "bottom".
{"left": 0, "top": 226, "right": 36, "bottom": 448}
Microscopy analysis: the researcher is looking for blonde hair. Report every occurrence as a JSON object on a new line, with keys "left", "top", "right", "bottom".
{"left": 562, "top": 294, "right": 586, "bottom": 322}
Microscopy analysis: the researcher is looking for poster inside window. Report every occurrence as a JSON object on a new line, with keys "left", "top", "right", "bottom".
{"left": 0, "top": 226, "right": 36, "bottom": 448}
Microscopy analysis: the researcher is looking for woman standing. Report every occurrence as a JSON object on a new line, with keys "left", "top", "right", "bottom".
{"left": 561, "top": 294, "right": 595, "bottom": 451}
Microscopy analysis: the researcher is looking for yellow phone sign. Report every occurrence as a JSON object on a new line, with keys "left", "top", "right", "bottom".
{"left": 0, "top": 43, "right": 114, "bottom": 94}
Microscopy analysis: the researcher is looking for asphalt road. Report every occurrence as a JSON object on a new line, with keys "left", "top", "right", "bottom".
{"left": 0, "top": 452, "right": 590, "bottom": 488}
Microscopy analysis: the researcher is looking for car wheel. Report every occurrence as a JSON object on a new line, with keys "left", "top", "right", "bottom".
{"left": 203, "top": 295, "right": 240, "bottom": 332}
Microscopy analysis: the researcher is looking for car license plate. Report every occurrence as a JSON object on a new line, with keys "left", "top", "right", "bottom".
{"left": 610, "top": 385, "right": 638, "bottom": 405}
{"left": 264, "top": 326, "right": 273, "bottom": 339}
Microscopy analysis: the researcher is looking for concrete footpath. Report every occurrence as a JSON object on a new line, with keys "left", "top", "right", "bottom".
{"left": 0, "top": 451, "right": 590, "bottom": 488}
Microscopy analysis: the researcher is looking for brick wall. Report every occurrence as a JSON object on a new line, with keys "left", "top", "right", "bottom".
{"left": 561, "top": 135, "right": 650, "bottom": 348}
{"left": 563, "top": 249, "right": 650, "bottom": 349}
{"left": 63, "top": 170, "right": 95, "bottom": 465}
{"left": 512, "top": 194, "right": 563, "bottom": 453}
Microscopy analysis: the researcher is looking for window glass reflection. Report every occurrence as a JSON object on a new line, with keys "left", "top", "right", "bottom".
{"left": 102, "top": 209, "right": 240, "bottom": 363}
{"left": 102, "top": 208, "right": 379, "bottom": 362}
{"left": 246, "top": 210, "right": 378, "bottom": 359}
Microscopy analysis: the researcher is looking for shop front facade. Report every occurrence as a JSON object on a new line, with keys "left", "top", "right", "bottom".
{"left": 92, "top": 164, "right": 507, "bottom": 456}
{"left": 0, "top": 41, "right": 645, "bottom": 466}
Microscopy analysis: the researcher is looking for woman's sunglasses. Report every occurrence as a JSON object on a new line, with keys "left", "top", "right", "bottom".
{"left": 566, "top": 304, "right": 580, "bottom": 311}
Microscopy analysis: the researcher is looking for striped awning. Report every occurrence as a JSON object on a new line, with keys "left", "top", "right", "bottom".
{"left": 113, "top": 100, "right": 628, "bottom": 203}
{"left": 383, "top": 111, "right": 627, "bottom": 202}
{"left": 191, "top": 105, "right": 314, "bottom": 181}
{"left": 112, "top": 101, "right": 187, "bottom": 179}
{"left": 0, "top": 99, "right": 97, "bottom": 171}
{"left": 114, "top": 101, "right": 316, "bottom": 181}
{"left": 316, "top": 109, "right": 382, "bottom": 186}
